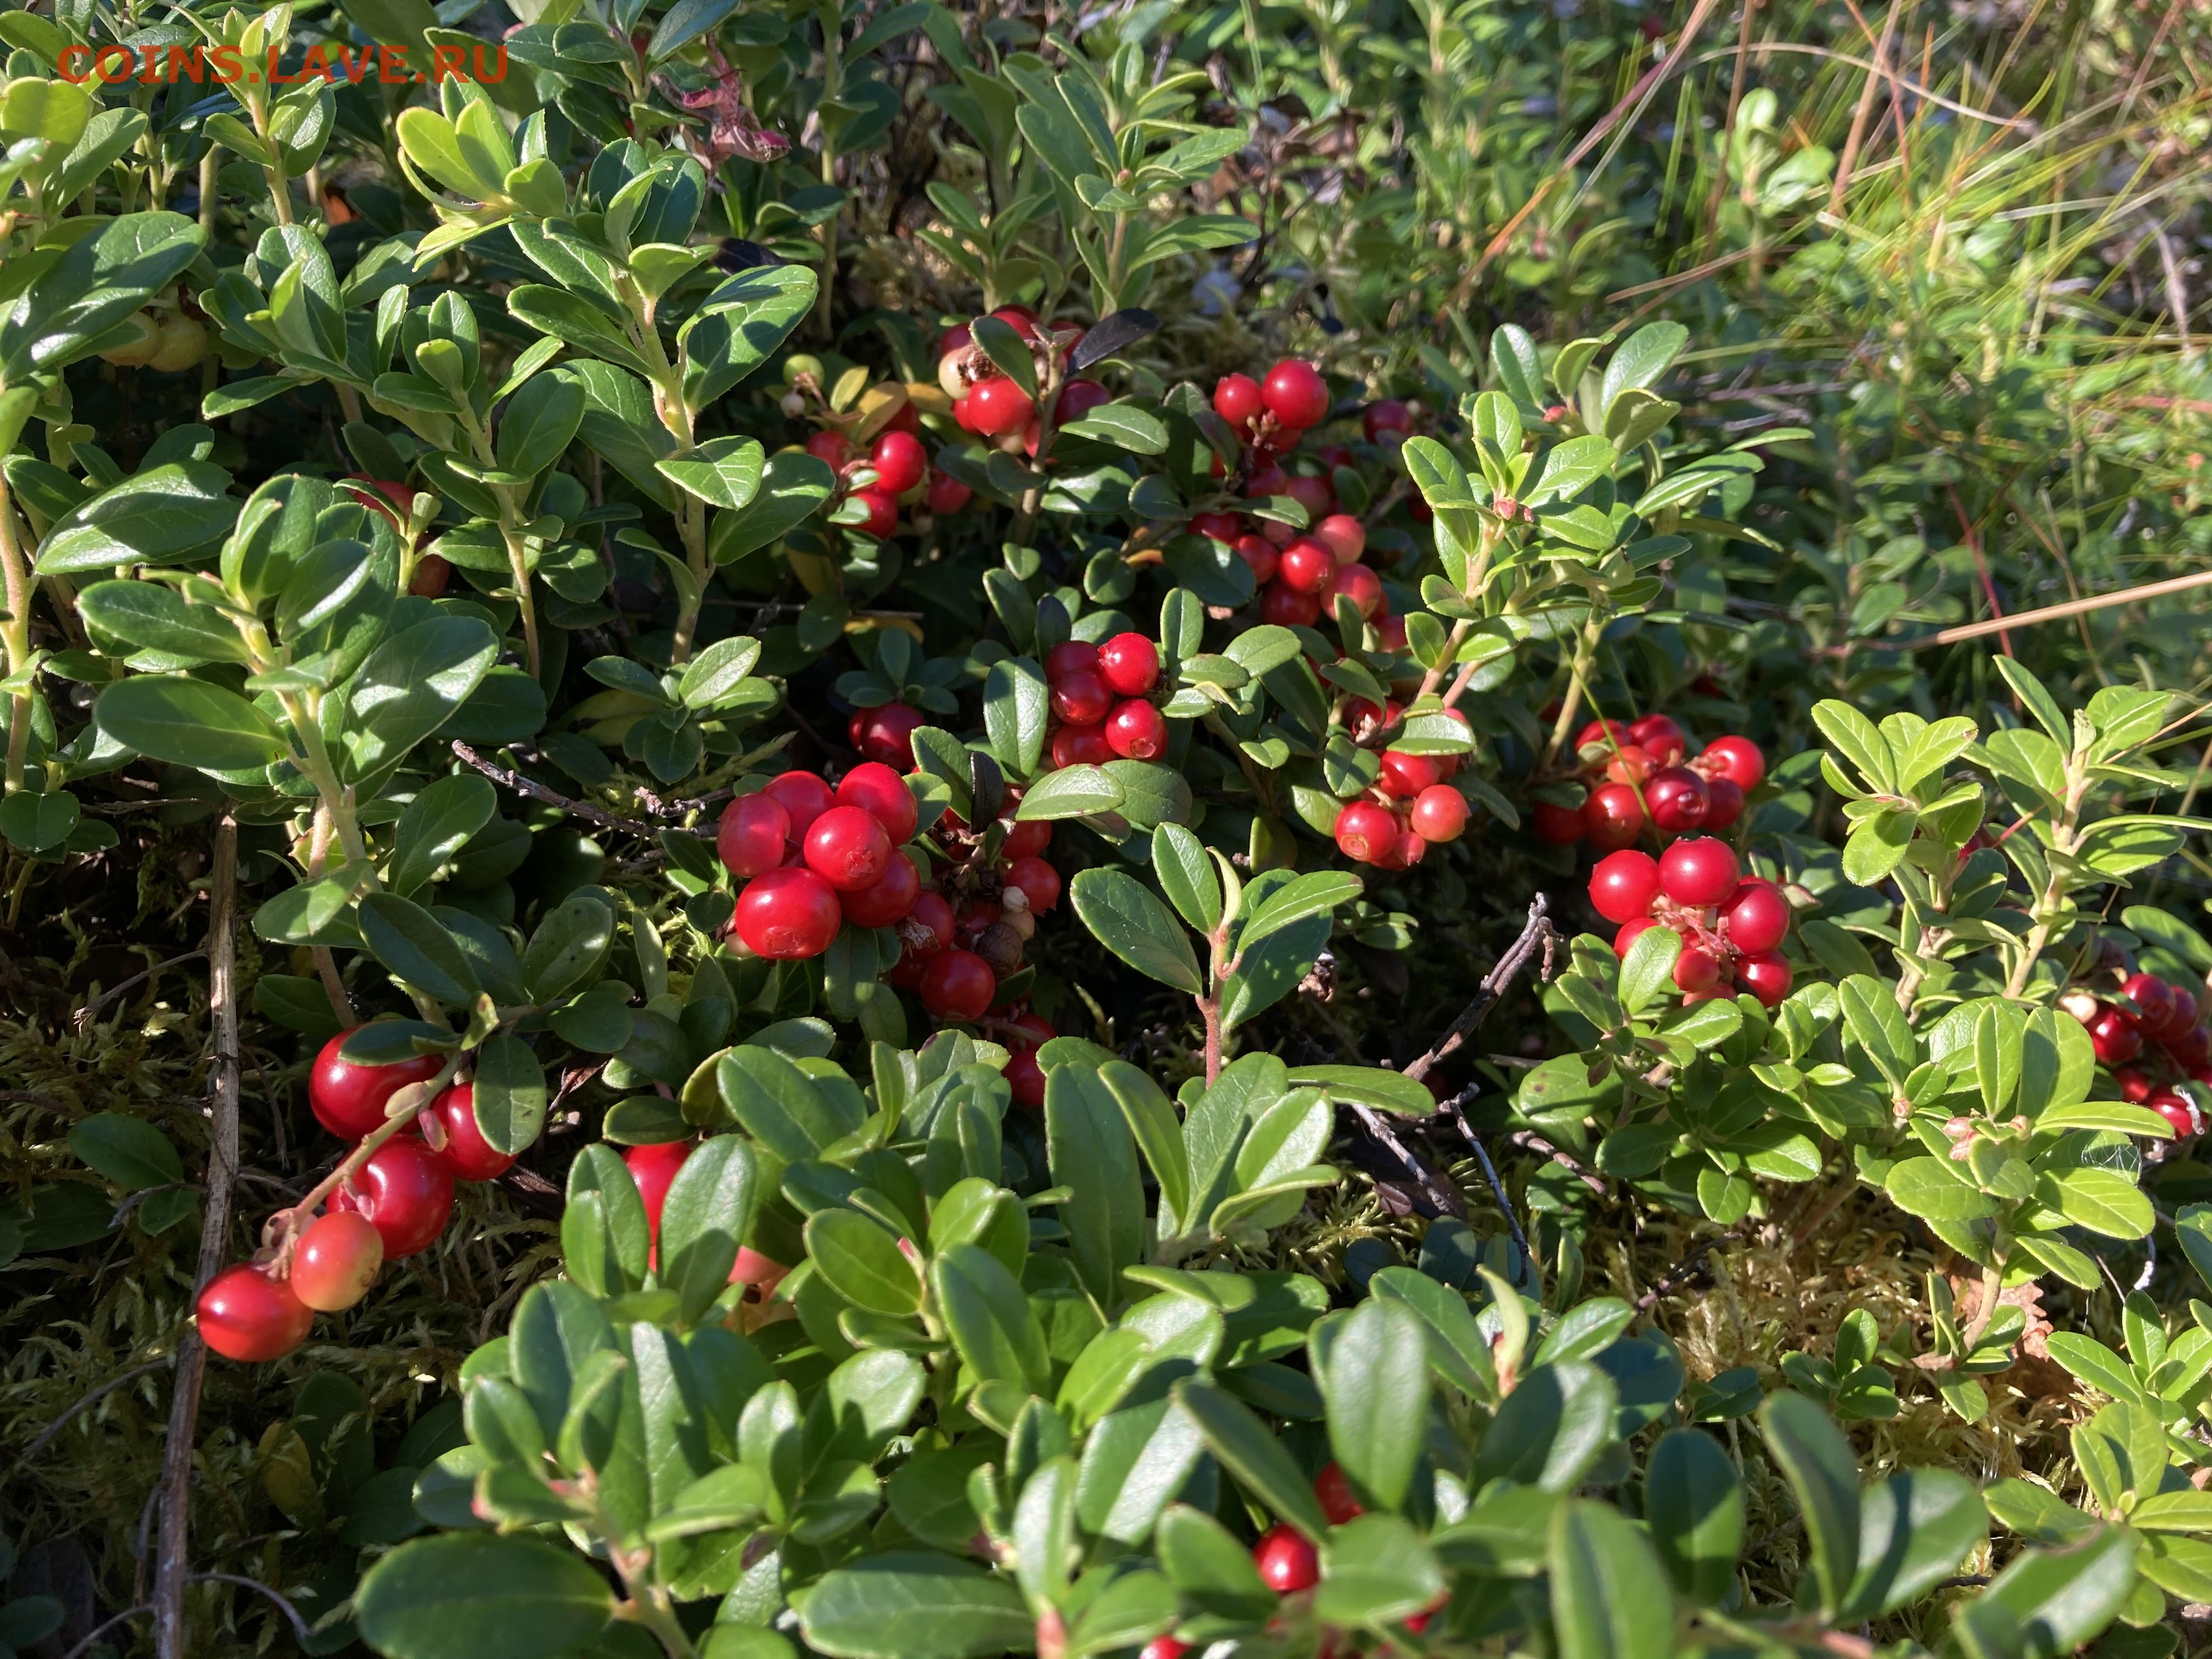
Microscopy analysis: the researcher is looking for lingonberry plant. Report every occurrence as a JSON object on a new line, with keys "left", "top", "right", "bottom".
{"left": 8, "top": 3, "right": 2212, "bottom": 1657}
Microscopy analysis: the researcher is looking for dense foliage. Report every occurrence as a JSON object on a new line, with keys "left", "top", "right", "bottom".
{"left": 4, "top": 0, "right": 2212, "bottom": 1656}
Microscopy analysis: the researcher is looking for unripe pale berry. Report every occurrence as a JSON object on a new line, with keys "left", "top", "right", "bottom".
{"left": 289, "top": 1210, "right": 386, "bottom": 1312}
{"left": 1411, "top": 785, "right": 1469, "bottom": 842}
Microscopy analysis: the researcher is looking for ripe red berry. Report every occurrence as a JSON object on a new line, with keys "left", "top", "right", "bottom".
{"left": 1051, "top": 667, "right": 1113, "bottom": 726}
{"left": 1674, "top": 945, "right": 1723, "bottom": 994}
{"left": 926, "top": 469, "right": 972, "bottom": 516}
{"left": 734, "top": 866, "right": 843, "bottom": 958}
{"left": 1335, "top": 800, "right": 1397, "bottom": 864}
{"left": 1277, "top": 538, "right": 1336, "bottom": 595}
{"left": 2115, "top": 1066, "right": 2153, "bottom": 1103}
{"left": 718, "top": 792, "right": 792, "bottom": 879}
{"left": 1575, "top": 717, "right": 1633, "bottom": 753}
{"left": 1006, "top": 855, "right": 1061, "bottom": 913}
{"left": 841, "top": 852, "right": 921, "bottom": 929}
{"left": 428, "top": 1084, "right": 517, "bottom": 1181}
{"left": 1190, "top": 510, "right": 1244, "bottom": 543}
{"left": 1628, "top": 714, "right": 1689, "bottom": 765}
{"left": 331, "top": 1138, "right": 454, "bottom": 1260}
{"left": 1589, "top": 850, "right": 1663, "bottom": 924}
{"left": 1372, "top": 752, "right": 1432, "bottom": 802}
{"left": 966, "top": 376, "right": 1034, "bottom": 436}
{"left": 765, "top": 769, "right": 838, "bottom": 838}
{"left": 623, "top": 1140, "right": 691, "bottom": 1245}
{"left": 1315, "top": 1462, "right": 1364, "bottom": 1524}
{"left": 1002, "top": 816, "right": 1052, "bottom": 860}
{"left": 905, "top": 890, "right": 956, "bottom": 953}
{"left": 1234, "top": 534, "right": 1280, "bottom": 585}
{"left": 1054, "top": 377, "right": 1111, "bottom": 425}
{"left": 836, "top": 761, "right": 919, "bottom": 843}
{"left": 1411, "top": 785, "right": 1469, "bottom": 843}
{"left": 921, "top": 949, "right": 997, "bottom": 1021}
{"left": 2149, "top": 1090, "right": 2202, "bottom": 1139}
{"left": 1105, "top": 699, "right": 1169, "bottom": 760}
{"left": 1658, "top": 838, "right": 1742, "bottom": 907}
{"left": 1604, "top": 744, "right": 1657, "bottom": 788}
{"left": 1098, "top": 633, "right": 1161, "bottom": 696}
{"left": 1701, "top": 735, "right": 1766, "bottom": 790}
{"left": 1644, "top": 767, "right": 1710, "bottom": 835}
{"left": 1260, "top": 582, "right": 1322, "bottom": 627}
{"left": 804, "top": 804, "right": 894, "bottom": 891}
{"left": 1139, "top": 1640, "right": 1190, "bottom": 1659}
{"left": 1285, "top": 473, "right": 1335, "bottom": 521}
{"left": 1051, "top": 724, "right": 1113, "bottom": 768}
{"left": 1615, "top": 916, "right": 1657, "bottom": 957}
{"left": 849, "top": 702, "right": 924, "bottom": 769}
{"left": 1046, "top": 640, "right": 1100, "bottom": 681}
{"left": 1720, "top": 879, "right": 1790, "bottom": 956}
{"left": 1702, "top": 776, "right": 1746, "bottom": 831}
{"left": 848, "top": 487, "right": 898, "bottom": 539}
{"left": 1244, "top": 459, "right": 1289, "bottom": 499}
{"left": 1329, "top": 562, "right": 1384, "bottom": 619}
{"left": 289, "top": 1210, "right": 385, "bottom": 1312}
{"left": 2124, "top": 973, "right": 2177, "bottom": 1031}
{"left": 1214, "top": 373, "right": 1265, "bottom": 433}
{"left": 1252, "top": 1523, "right": 1321, "bottom": 1593}
{"left": 805, "top": 431, "right": 852, "bottom": 468}
{"left": 408, "top": 554, "right": 452, "bottom": 598}
{"left": 2169, "top": 1024, "right": 2212, "bottom": 1070}
{"left": 1261, "top": 361, "right": 1330, "bottom": 430}
{"left": 1582, "top": 782, "right": 1649, "bottom": 853}
{"left": 2164, "top": 988, "right": 2203, "bottom": 1043}
{"left": 1533, "top": 799, "right": 1587, "bottom": 845}
{"left": 870, "top": 429, "right": 927, "bottom": 495}
{"left": 1735, "top": 951, "right": 1794, "bottom": 1007}
{"left": 1313, "top": 514, "right": 1365, "bottom": 565}
{"left": 197, "top": 1263, "right": 314, "bottom": 1362}
{"left": 1005, "top": 1047, "right": 1046, "bottom": 1110}
{"left": 2088, "top": 1004, "right": 2145, "bottom": 1066}
{"left": 1363, "top": 399, "right": 1414, "bottom": 442}
{"left": 309, "top": 1031, "right": 445, "bottom": 1142}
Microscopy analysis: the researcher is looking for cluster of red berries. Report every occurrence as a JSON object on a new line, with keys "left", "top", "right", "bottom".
{"left": 195, "top": 1031, "right": 528, "bottom": 1362}
{"left": 1587, "top": 838, "right": 1794, "bottom": 1007}
{"left": 935, "top": 307, "right": 1110, "bottom": 458}
{"left": 1041, "top": 632, "right": 1167, "bottom": 768}
{"left": 2067, "top": 972, "right": 2211, "bottom": 1141}
{"left": 1328, "top": 699, "right": 1472, "bottom": 870}
{"left": 1534, "top": 715, "right": 1767, "bottom": 852}
{"left": 719, "top": 763, "right": 925, "bottom": 961}
{"left": 803, "top": 406, "right": 971, "bottom": 541}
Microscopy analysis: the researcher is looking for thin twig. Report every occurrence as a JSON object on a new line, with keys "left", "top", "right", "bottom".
{"left": 1443, "top": 1087, "right": 1531, "bottom": 1278}
{"left": 1635, "top": 1225, "right": 1750, "bottom": 1313}
{"left": 75, "top": 952, "right": 205, "bottom": 1030}
{"left": 1864, "top": 567, "right": 2212, "bottom": 651}
{"left": 190, "top": 1573, "right": 313, "bottom": 1644}
{"left": 154, "top": 817, "right": 239, "bottom": 1659}
{"left": 5, "top": 1357, "right": 171, "bottom": 1479}
{"left": 451, "top": 741, "right": 699, "bottom": 840}
{"left": 1346, "top": 1103, "right": 1465, "bottom": 1218}
{"left": 1404, "top": 896, "right": 1558, "bottom": 1082}
{"left": 63, "top": 1607, "right": 152, "bottom": 1659}
{"left": 1502, "top": 1129, "right": 1607, "bottom": 1194}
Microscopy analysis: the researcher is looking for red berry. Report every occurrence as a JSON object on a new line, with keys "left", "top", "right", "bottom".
{"left": 870, "top": 430, "right": 927, "bottom": 495}
{"left": 1244, "top": 459, "right": 1289, "bottom": 499}
{"left": 849, "top": 701, "right": 925, "bottom": 769}
{"left": 2169, "top": 1024, "right": 2212, "bottom": 1070}
{"left": 1261, "top": 361, "right": 1330, "bottom": 430}
{"left": 803, "top": 804, "right": 894, "bottom": 892}
{"left": 1252, "top": 1523, "right": 1321, "bottom": 1593}
{"left": 765, "top": 768, "right": 838, "bottom": 837}
{"left": 309, "top": 1031, "right": 445, "bottom": 1142}
{"left": 1376, "top": 617, "right": 1408, "bottom": 652}
{"left": 290, "top": 1210, "right": 385, "bottom": 1312}
{"left": 1720, "top": 879, "right": 1790, "bottom": 956}
{"left": 1285, "top": 473, "right": 1335, "bottom": 521}
{"left": 2164, "top": 988, "right": 2203, "bottom": 1043}
{"left": 1214, "top": 373, "right": 1265, "bottom": 433}
{"left": 1002, "top": 818, "right": 1051, "bottom": 860}
{"left": 989, "top": 304, "right": 1040, "bottom": 338}
{"left": 836, "top": 761, "right": 918, "bottom": 843}
{"left": 1234, "top": 534, "right": 1280, "bottom": 585}
{"left": 2124, "top": 973, "right": 2177, "bottom": 1031}
{"left": 1098, "top": 633, "right": 1161, "bottom": 696}
{"left": 1139, "top": 1641, "right": 1190, "bottom": 1659}
{"left": 1051, "top": 724, "right": 1113, "bottom": 768}
{"left": 1411, "top": 785, "right": 1468, "bottom": 843}
{"left": 1005, "top": 1047, "right": 1046, "bottom": 1110}
{"left": 1051, "top": 667, "right": 1113, "bottom": 726}
{"left": 967, "top": 376, "right": 1034, "bottom": 436}
{"left": 921, "top": 950, "right": 997, "bottom": 1021}
{"left": 1532, "top": 799, "right": 1587, "bottom": 845}
{"left": 1190, "top": 510, "right": 1244, "bottom": 543}
{"left": 1575, "top": 718, "right": 1633, "bottom": 753}
{"left": 1658, "top": 838, "right": 1741, "bottom": 907}
{"left": 1105, "top": 699, "right": 1169, "bottom": 760}
{"left": 905, "top": 891, "right": 956, "bottom": 953}
{"left": 1615, "top": 916, "right": 1657, "bottom": 957}
{"left": 1363, "top": 399, "right": 1413, "bottom": 442}
{"left": 805, "top": 431, "right": 852, "bottom": 467}
{"left": 848, "top": 487, "right": 899, "bottom": 539}
{"left": 1701, "top": 736, "right": 1766, "bottom": 790}
{"left": 1260, "top": 583, "right": 1322, "bottom": 627}
{"left": 1313, "top": 514, "right": 1365, "bottom": 565}
{"left": 718, "top": 792, "right": 792, "bottom": 879}
{"left": 1674, "top": 945, "right": 1723, "bottom": 994}
{"left": 408, "top": 554, "right": 452, "bottom": 598}
{"left": 429, "top": 1084, "right": 517, "bottom": 1181}
{"left": 1377, "top": 750, "right": 1439, "bottom": 799}
{"left": 1582, "top": 783, "right": 1650, "bottom": 853}
{"left": 330, "top": 1138, "right": 454, "bottom": 1260}
{"left": 2149, "top": 1090, "right": 2202, "bottom": 1139}
{"left": 734, "top": 866, "right": 843, "bottom": 958}
{"left": 624, "top": 1141, "right": 691, "bottom": 1245}
{"left": 1643, "top": 767, "right": 1709, "bottom": 835}
{"left": 1277, "top": 538, "right": 1336, "bottom": 595}
{"left": 2115, "top": 1066, "right": 2153, "bottom": 1103}
{"left": 2089, "top": 1004, "right": 2145, "bottom": 1066}
{"left": 1006, "top": 855, "right": 1061, "bottom": 914}
{"left": 197, "top": 1263, "right": 314, "bottom": 1362}
{"left": 1046, "top": 640, "right": 1100, "bottom": 681}
{"left": 1329, "top": 562, "right": 1384, "bottom": 619}
{"left": 1702, "top": 776, "right": 1746, "bottom": 830}
{"left": 1334, "top": 801, "right": 1397, "bottom": 864}
{"left": 1054, "top": 377, "right": 1111, "bottom": 425}
{"left": 1589, "top": 850, "right": 1663, "bottom": 924}
{"left": 1735, "top": 951, "right": 1794, "bottom": 1007}
{"left": 841, "top": 853, "right": 921, "bottom": 929}
{"left": 1315, "top": 1462, "right": 1364, "bottom": 1524}
{"left": 1628, "top": 714, "right": 1688, "bottom": 765}
{"left": 1604, "top": 744, "right": 1658, "bottom": 788}
{"left": 926, "top": 469, "right": 972, "bottom": 516}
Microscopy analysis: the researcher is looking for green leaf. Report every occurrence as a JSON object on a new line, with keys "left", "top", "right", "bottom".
{"left": 930, "top": 1242, "right": 1049, "bottom": 1396}
{"left": 77, "top": 579, "right": 250, "bottom": 663}
{"left": 1760, "top": 1391, "right": 1859, "bottom": 1615}
{"left": 1172, "top": 1376, "right": 1330, "bottom": 1539}
{"left": 1315, "top": 1513, "right": 1447, "bottom": 1629}
{"left": 659, "top": 436, "right": 767, "bottom": 511}
{"left": 1548, "top": 1499, "right": 1677, "bottom": 1659}
{"left": 471, "top": 1032, "right": 546, "bottom": 1155}
{"left": 1645, "top": 1429, "right": 1742, "bottom": 1602}
{"left": 1014, "top": 764, "right": 1122, "bottom": 819}
{"left": 1318, "top": 1298, "right": 1430, "bottom": 1512}
{"left": 388, "top": 774, "right": 498, "bottom": 896}
{"left": 2037, "top": 1168, "right": 2153, "bottom": 1239}
{"left": 1237, "top": 870, "right": 1359, "bottom": 950}
{"left": 344, "top": 617, "right": 500, "bottom": 776}
{"left": 1287, "top": 1065, "right": 1437, "bottom": 1116}
{"left": 709, "top": 452, "right": 837, "bottom": 563}
{"left": 358, "top": 893, "right": 481, "bottom": 1006}
{"left": 1839, "top": 1469, "right": 1985, "bottom": 1620}
{"left": 1884, "top": 1158, "right": 2001, "bottom": 1223}
{"left": 495, "top": 369, "right": 584, "bottom": 477}
{"left": 1150, "top": 822, "right": 1224, "bottom": 935}
{"left": 800, "top": 1553, "right": 1031, "bottom": 1659}
{"left": 354, "top": 1533, "right": 616, "bottom": 1659}
{"left": 69, "top": 1112, "right": 183, "bottom": 1190}
{"left": 1, "top": 211, "right": 206, "bottom": 382}
{"left": 523, "top": 896, "right": 616, "bottom": 1003}
{"left": 95, "top": 676, "right": 289, "bottom": 771}
{"left": 1069, "top": 868, "right": 1203, "bottom": 995}
{"left": 1045, "top": 1068, "right": 1146, "bottom": 1307}
{"left": 1952, "top": 1527, "right": 2137, "bottom": 1659}
{"left": 659, "top": 1135, "right": 757, "bottom": 1325}
{"left": 1618, "top": 923, "right": 1680, "bottom": 1015}
{"left": 808, "top": 1209, "right": 924, "bottom": 1316}
{"left": 1097, "top": 1060, "right": 1191, "bottom": 1235}
{"left": 983, "top": 656, "right": 1049, "bottom": 778}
